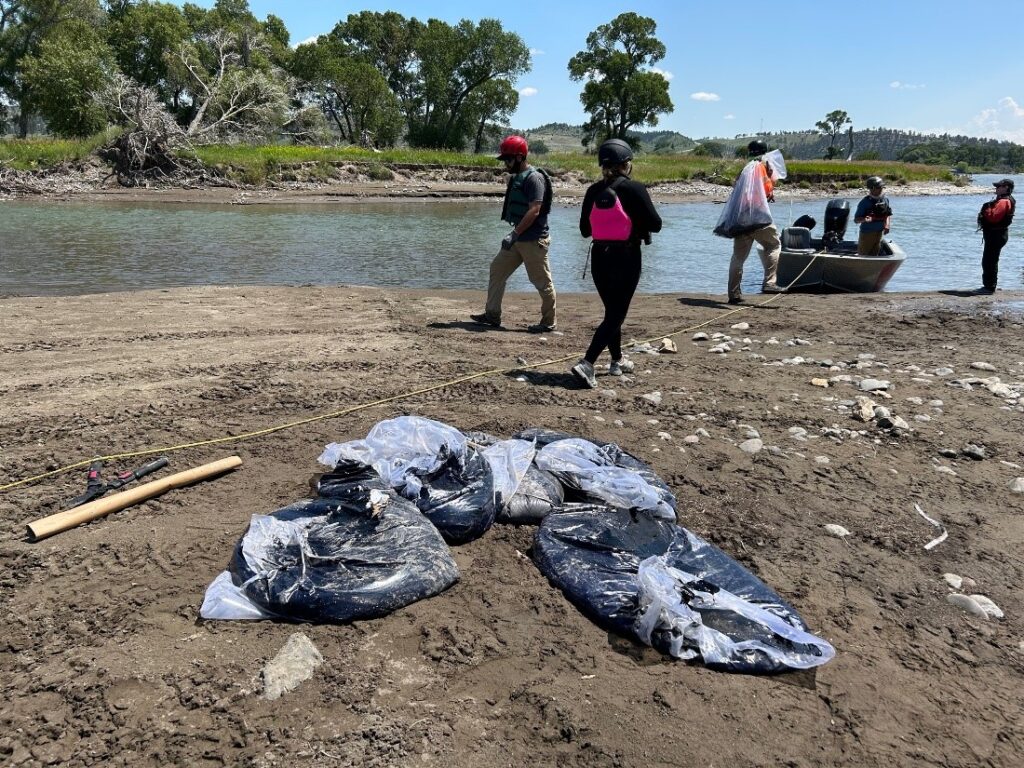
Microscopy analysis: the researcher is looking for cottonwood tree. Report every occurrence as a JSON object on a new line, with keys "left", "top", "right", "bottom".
{"left": 463, "top": 78, "right": 519, "bottom": 154}
{"left": 409, "top": 18, "right": 529, "bottom": 149}
{"left": 20, "top": 19, "right": 113, "bottom": 136}
{"left": 290, "top": 36, "right": 402, "bottom": 146}
{"left": 105, "top": 0, "right": 190, "bottom": 109}
{"left": 0, "top": 0, "right": 105, "bottom": 136}
{"left": 816, "top": 109, "right": 852, "bottom": 159}
{"left": 568, "top": 12, "right": 673, "bottom": 147}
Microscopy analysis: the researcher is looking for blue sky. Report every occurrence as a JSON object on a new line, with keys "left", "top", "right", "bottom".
{"left": 175, "top": 0, "right": 1024, "bottom": 142}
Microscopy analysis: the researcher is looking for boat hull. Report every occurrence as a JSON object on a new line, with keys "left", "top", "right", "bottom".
{"left": 777, "top": 239, "right": 906, "bottom": 292}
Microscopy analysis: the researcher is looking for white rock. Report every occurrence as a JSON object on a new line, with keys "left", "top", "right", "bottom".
{"left": 859, "top": 378, "right": 890, "bottom": 392}
{"left": 929, "top": 400, "right": 944, "bottom": 407}
{"left": 613, "top": 419, "right": 624, "bottom": 427}
{"left": 970, "top": 361, "right": 997, "bottom": 371}
{"left": 788, "top": 426, "right": 808, "bottom": 436}
{"left": 1010, "top": 477, "right": 1024, "bottom": 494}
{"left": 262, "top": 633, "right": 324, "bottom": 701}
{"left": 640, "top": 391, "right": 662, "bottom": 405}
{"left": 692, "top": 331, "right": 709, "bottom": 341}
{"left": 647, "top": 418, "right": 660, "bottom": 424}
{"left": 814, "top": 455, "right": 831, "bottom": 465}
{"left": 914, "top": 414, "right": 932, "bottom": 422}
{"left": 695, "top": 428, "right": 711, "bottom": 438}
{"left": 824, "top": 524, "right": 850, "bottom": 538}
{"left": 947, "top": 593, "right": 989, "bottom": 619}
{"left": 709, "top": 345, "right": 729, "bottom": 354}
{"left": 739, "top": 438, "right": 763, "bottom": 454}
{"left": 657, "top": 431, "right": 672, "bottom": 441}
{"left": 988, "top": 382, "right": 1014, "bottom": 397}
{"left": 934, "top": 367, "right": 955, "bottom": 377}
{"left": 906, "top": 396, "right": 924, "bottom": 405}
{"left": 594, "top": 416, "right": 605, "bottom": 422}
{"left": 811, "top": 378, "right": 829, "bottom": 388}
{"left": 968, "top": 594, "right": 1004, "bottom": 619}
{"left": 599, "top": 389, "right": 617, "bottom": 399}
{"left": 935, "top": 465, "right": 958, "bottom": 476}
{"left": 942, "top": 573, "right": 963, "bottom": 590}
{"left": 730, "top": 322, "right": 750, "bottom": 331}
{"left": 683, "top": 435, "right": 700, "bottom": 444}
{"left": 854, "top": 396, "right": 876, "bottom": 422}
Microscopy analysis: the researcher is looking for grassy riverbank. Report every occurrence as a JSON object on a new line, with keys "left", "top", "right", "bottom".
{"left": 0, "top": 133, "right": 959, "bottom": 187}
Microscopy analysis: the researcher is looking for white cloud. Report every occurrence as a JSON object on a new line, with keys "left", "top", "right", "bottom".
{"left": 967, "top": 96, "right": 1024, "bottom": 142}
{"left": 650, "top": 67, "right": 674, "bottom": 81}
{"left": 530, "top": 48, "right": 545, "bottom": 56}
{"left": 724, "top": 114, "right": 735, "bottom": 120}
{"left": 690, "top": 92, "right": 720, "bottom": 102}
{"left": 294, "top": 35, "right": 320, "bottom": 48}
{"left": 890, "top": 81, "right": 925, "bottom": 90}
{"left": 519, "top": 87, "right": 538, "bottom": 97}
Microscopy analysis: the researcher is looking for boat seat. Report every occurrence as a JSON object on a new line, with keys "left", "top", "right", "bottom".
{"left": 781, "top": 227, "right": 814, "bottom": 252}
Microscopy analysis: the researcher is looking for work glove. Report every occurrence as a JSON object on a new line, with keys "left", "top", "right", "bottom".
{"left": 501, "top": 231, "right": 519, "bottom": 251}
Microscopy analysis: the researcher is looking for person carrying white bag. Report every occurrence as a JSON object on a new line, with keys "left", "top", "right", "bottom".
{"left": 713, "top": 139, "right": 788, "bottom": 304}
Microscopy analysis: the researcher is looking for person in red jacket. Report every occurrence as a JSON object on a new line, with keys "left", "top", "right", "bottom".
{"left": 976, "top": 178, "right": 1016, "bottom": 294}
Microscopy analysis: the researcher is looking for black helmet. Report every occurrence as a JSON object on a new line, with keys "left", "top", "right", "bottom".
{"left": 866, "top": 176, "right": 884, "bottom": 190}
{"left": 994, "top": 178, "right": 1015, "bottom": 193}
{"left": 598, "top": 138, "right": 633, "bottom": 167}
{"left": 747, "top": 139, "right": 768, "bottom": 157}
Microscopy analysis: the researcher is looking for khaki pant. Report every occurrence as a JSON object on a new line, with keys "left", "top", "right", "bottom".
{"left": 728, "top": 224, "right": 780, "bottom": 300}
{"left": 484, "top": 236, "right": 556, "bottom": 326}
{"left": 858, "top": 230, "right": 884, "bottom": 256}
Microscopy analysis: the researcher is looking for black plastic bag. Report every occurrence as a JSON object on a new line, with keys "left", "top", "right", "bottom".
{"left": 228, "top": 462, "right": 459, "bottom": 622}
{"left": 533, "top": 505, "right": 834, "bottom": 673}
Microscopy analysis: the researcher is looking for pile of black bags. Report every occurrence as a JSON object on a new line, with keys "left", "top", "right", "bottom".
{"left": 201, "top": 417, "right": 834, "bottom": 674}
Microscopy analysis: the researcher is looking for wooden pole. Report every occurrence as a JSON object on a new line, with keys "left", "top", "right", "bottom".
{"left": 26, "top": 456, "right": 243, "bottom": 542}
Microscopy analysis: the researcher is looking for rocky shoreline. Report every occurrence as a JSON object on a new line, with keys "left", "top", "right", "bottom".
{"left": 0, "top": 159, "right": 989, "bottom": 205}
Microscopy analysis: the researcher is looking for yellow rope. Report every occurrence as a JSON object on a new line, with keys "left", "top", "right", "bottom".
{"left": 1, "top": 257, "right": 817, "bottom": 494}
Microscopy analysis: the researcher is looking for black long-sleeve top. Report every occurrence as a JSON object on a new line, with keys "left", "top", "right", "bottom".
{"left": 579, "top": 176, "right": 663, "bottom": 243}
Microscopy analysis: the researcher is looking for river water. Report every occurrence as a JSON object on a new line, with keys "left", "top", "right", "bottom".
{"left": 2, "top": 173, "right": 1021, "bottom": 297}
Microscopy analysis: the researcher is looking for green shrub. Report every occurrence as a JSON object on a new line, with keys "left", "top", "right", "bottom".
{"left": 366, "top": 163, "right": 394, "bottom": 181}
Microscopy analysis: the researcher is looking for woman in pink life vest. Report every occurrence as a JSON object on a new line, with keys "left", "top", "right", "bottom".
{"left": 571, "top": 139, "right": 663, "bottom": 389}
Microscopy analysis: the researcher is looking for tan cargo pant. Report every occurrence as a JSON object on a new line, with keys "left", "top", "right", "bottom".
{"left": 484, "top": 236, "right": 556, "bottom": 327}
{"left": 728, "top": 224, "right": 781, "bottom": 300}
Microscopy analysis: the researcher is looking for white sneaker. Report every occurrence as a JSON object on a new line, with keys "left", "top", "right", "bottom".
{"left": 571, "top": 359, "right": 597, "bottom": 388}
{"left": 608, "top": 358, "right": 635, "bottom": 376}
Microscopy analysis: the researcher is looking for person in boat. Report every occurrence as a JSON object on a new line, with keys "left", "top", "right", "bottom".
{"left": 853, "top": 177, "right": 893, "bottom": 255}
{"left": 715, "top": 139, "right": 785, "bottom": 305}
{"left": 570, "top": 139, "right": 662, "bottom": 389}
{"left": 470, "top": 135, "right": 557, "bottom": 333}
{"left": 975, "top": 178, "right": 1015, "bottom": 294}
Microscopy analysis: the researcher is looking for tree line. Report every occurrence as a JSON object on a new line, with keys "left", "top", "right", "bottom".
{"left": 0, "top": 1, "right": 674, "bottom": 153}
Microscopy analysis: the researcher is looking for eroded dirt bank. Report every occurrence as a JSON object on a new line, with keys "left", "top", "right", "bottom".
{"left": 1, "top": 286, "right": 1022, "bottom": 767}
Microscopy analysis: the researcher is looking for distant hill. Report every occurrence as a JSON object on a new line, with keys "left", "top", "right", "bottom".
{"left": 522, "top": 123, "right": 1024, "bottom": 171}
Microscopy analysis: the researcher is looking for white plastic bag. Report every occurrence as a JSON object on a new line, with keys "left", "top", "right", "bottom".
{"left": 480, "top": 438, "right": 535, "bottom": 506}
{"left": 713, "top": 158, "right": 775, "bottom": 238}
{"left": 634, "top": 555, "right": 835, "bottom": 670}
{"left": 536, "top": 438, "right": 675, "bottom": 520}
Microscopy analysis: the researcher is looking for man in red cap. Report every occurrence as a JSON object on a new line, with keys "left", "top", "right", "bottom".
{"left": 471, "top": 135, "right": 556, "bottom": 332}
{"left": 976, "top": 178, "right": 1015, "bottom": 294}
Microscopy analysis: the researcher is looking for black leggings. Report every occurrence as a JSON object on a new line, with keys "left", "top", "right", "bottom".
{"left": 585, "top": 242, "right": 642, "bottom": 364}
{"left": 982, "top": 228, "right": 1009, "bottom": 289}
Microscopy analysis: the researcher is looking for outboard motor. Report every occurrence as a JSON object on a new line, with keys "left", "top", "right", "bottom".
{"left": 822, "top": 199, "right": 850, "bottom": 250}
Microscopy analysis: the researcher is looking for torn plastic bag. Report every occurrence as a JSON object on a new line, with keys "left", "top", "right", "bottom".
{"left": 535, "top": 438, "right": 676, "bottom": 520}
{"left": 713, "top": 159, "right": 774, "bottom": 239}
{"left": 468, "top": 431, "right": 561, "bottom": 524}
{"left": 533, "top": 506, "right": 834, "bottom": 673}
{"left": 218, "top": 483, "right": 459, "bottom": 622}
{"left": 200, "top": 570, "right": 275, "bottom": 620}
{"left": 319, "top": 416, "right": 497, "bottom": 544}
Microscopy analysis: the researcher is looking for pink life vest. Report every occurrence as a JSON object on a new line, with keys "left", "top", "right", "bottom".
{"left": 589, "top": 177, "right": 633, "bottom": 241}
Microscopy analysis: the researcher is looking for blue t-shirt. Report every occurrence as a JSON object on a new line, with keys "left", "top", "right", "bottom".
{"left": 855, "top": 194, "right": 890, "bottom": 233}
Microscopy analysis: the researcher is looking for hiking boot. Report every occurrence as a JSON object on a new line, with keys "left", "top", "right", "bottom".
{"left": 975, "top": 286, "right": 995, "bottom": 295}
{"left": 608, "top": 358, "right": 635, "bottom": 376}
{"left": 762, "top": 284, "right": 785, "bottom": 294}
{"left": 527, "top": 322, "right": 556, "bottom": 333}
{"left": 571, "top": 359, "right": 597, "bottom": 389}
{"left": 470, "top": 312, "right": 501, "bottom": 327}
{"left": 727, "top": 295, "right": 744, "bottom": 305}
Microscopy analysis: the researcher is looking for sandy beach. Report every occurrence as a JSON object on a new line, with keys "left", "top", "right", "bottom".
{"left": 1, "top": 283, "right": 1022, "bottom": 767}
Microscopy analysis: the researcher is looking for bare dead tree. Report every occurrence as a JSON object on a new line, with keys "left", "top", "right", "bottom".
{"left": 176, "top": 32, "right": 290, "bottom": 142}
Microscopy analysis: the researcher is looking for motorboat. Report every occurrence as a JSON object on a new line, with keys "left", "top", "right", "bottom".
{"left": 776, "top": 199, "right": 906, "bottom": 292}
